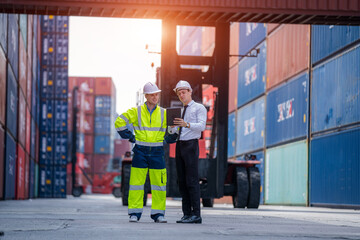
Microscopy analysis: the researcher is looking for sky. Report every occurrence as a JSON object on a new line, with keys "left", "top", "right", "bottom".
{"left": 68, "top": 17, "right": 162, "bottom": 114}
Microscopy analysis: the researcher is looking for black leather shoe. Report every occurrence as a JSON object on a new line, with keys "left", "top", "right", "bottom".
{"left": 181, "top": 215, "right": 202, "bottom": 224}
{"left": 176, "top": 215, "right": 191, "bottom": 223}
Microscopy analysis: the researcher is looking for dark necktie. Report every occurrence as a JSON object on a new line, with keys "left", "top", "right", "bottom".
{"left": 178, "top": 105, "right": 188, "bottom": 139}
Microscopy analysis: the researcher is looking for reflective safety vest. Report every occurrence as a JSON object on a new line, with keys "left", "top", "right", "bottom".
{"left": 115, "top": 103, "right": 167, "bottom": 147}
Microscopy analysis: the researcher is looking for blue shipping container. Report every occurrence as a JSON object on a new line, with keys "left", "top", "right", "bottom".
{"left": 41, "top": 15, "right": 56, "bottom": 33}
{"left": 32, "top": 38, "right": 37, "bottom": 80}
{"left": 54, "top": 100, "right": 68, "bottom": 132}
{"left": 41, "top": 33, "right": 56, "bottom": 66}
{"left": 56, "top": 16, "right": 69, "bottom": 33}
{"left": 310, "top": 127, "right": 360, "bottom": 206}
{"left": 237, "top": 41, "right": 266, "bottom": 108}
{"left": 29, "top": 158, "right": 35, "bottom": 198}
{"left": 0, "top": 14, "right": 7, "bottom": 54}
{"left": 40, "top": 132, "right": 53, "bottom": 165}
{"left": 53, "top": 165, "right": 67, "bottom": 198}
{"left": 236, "top": 150, "right": 264, "bottom": 204}
{"left": 311, "top": 45, "right": 360, "bottom": 133}
{"left": 7, "top": 14, "right": 19, "bottom": 80}
{"left": 311, "top": 25, "right": 360, "bottom": 64}
{"left": 95, "top": 96, "right": 112, "bottom": 115}
{"left": 54, "top": 132, "right": 68, "bottom": 165}
{"left": 266, "top": 72, "right": 309, "bottom": 147}
{"left": 6, "top": 64, "right": 18, "bottom": 138}
{"left": 56, "top": 34, "right": 68, "bottom": 66}
{"left": 95, "top": 116, "right": 111, "bottom": 135}
{"left": 40, "top": 66, "right": 55, "bottom": 98}
{"left": 228, "top": 112, "right": 236, "bottom": 158}
{"left": 55, "top": 67, "right": 68, "bottom": 98}
{"left": 40, "top": 99, "right": 54, "bottom": 132}
{"left": 4, "top": 131, "right": 16, "bottom": 199}
{"left": 30, "top": 118, "right": 36, "bottom": 158}
{"left": 39, "top": 165, "right": 53, "bottom": 198}
{"left": 239, "top": 23, "right": 266, "bottom": 57}
{"left": 94, "top": 135, "right": 111, "bottom": 154}
{"left": 236, "top": 96, "right": 265, "bottom": 155}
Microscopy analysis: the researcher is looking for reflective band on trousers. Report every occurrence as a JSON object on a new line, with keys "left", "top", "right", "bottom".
{"left": 128, "top": 208, "right": 143, "bottom": 214}
{"left": 135, "top": 140, "right": 163, "bottom": 147}
{"left": 151, "top": 185, "right": 166, "bottom": 191}
{"left": 151, "top": 209, "right": 165, "bottom": 215}
{"left": 129, "top": 185, "right": 144, "bottom": 191}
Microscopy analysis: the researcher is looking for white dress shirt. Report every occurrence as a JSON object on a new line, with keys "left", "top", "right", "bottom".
{"left": 169, "top": 100, "right": 207, "bottom": 141}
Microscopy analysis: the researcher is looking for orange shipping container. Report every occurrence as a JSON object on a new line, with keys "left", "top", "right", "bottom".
{"left": 95, "top": 77, "right": 116, "bottom": 96}
{"left": 267, "top": 24, "right": 310, "bottom": 90}
{"left": 229, "top": 64, "right": 238, "bottom": 113}
{"left": 201, "top": 27, "right": 215, "bottom": 56}
{"left": 229, "top": 22, "right": 239, "bottom": 68}
{"left": 267, "top": 23, "right": 280, "bottom": 35}
{"left": 16, "top": 144, "right": 26, "bottom": 199}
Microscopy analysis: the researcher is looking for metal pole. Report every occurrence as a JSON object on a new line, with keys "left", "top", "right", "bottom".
{"left": 71, "top": 86, "right": 79, "bottom": 196}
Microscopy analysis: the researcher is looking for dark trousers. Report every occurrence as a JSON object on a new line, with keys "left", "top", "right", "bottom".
{"left": 175, "top": 139, "right": 200, "bottom": 217}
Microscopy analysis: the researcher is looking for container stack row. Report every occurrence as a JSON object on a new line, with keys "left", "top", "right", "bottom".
{"left": 1, "top": 14, "right": 41, "bottom": 200}
{"left": 68, "top": 76, "right": 119, "bottom": 194}
{"left": 38, "top": 15, "right": 69, "bottom": 198}
{"left": 179, "top": 22, "right": 360, "bottom": 207}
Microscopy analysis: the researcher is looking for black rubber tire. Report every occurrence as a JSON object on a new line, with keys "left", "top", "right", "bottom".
{"left": 72, "top": 187, "right": 83, "bottom": 197}
{"left": 121, "top": 164, "right": 131, "bottom": 206}
{"left": 247, "top": 167, "right": 260, "bottom": 208}
{"left": 112, "top": 187, "right": 122, "bottom": 198}
{"left": 202, "top": 198, "right": 214, "bottom": 207}
{"left": 232, "top": 167, "right": 249, "bottom": 208}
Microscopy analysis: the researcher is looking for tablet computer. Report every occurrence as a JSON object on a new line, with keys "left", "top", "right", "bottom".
{"left": 166, "top": 107, "right": 181, "bottom": 125}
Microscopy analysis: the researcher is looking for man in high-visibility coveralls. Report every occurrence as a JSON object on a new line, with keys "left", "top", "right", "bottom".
{"left": 114, "top": 82, "right": 177, "bottom": 223}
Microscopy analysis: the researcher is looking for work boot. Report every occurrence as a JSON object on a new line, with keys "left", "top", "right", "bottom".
{"left": 129, "top": 215, "right": 139, "bottom": 222}
{"left": 155, "top": 216, "right": 167, "bottom": 223}
{"left": 181, "top": 215, "right": 202, "bottom": 224}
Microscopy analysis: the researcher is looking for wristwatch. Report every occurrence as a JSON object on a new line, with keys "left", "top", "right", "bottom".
{"left": 185, "top": 122, "right": 190, "bottom": 128}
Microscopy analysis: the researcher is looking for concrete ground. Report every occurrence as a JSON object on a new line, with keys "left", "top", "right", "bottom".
{"left": 0, "top": 195, "right": 359, "bottom": 240}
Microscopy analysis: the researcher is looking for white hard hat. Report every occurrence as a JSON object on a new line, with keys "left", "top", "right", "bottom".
{"left": 143, "top": 82, "right": 161, "bottom": 94}
{"left": 173, "top": 80, "right": 192, "bottom": 93}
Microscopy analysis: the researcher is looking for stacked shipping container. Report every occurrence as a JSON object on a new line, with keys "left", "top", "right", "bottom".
{"left": 38, "top": 15, "right": 69, "bottom": 198}
{"left": 192, "top": 21, "right": 360, "bottom": 207}
{"left": 1, "top": 13, "right": 41, "bottom": 200}
{"left": 68, "top": 77, "right": 117, "bottom": 193}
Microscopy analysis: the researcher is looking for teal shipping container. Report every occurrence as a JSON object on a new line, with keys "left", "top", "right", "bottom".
{"left": 265, "top": 140, "right": 308, "bottom": 205}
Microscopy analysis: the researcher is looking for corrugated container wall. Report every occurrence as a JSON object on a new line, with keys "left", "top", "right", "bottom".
{"left": 236, "top": 96, "right": 265, "bottom": 155}
{"left": 239, "top": 23, "right": 266, "bottom": 57}
{"left": 229, "top": 23, "right": 239, "bottom": 68}
{"left": 310, "top": 128, "right": 360, "bottom": 207}
{"left": 266, "top": 72, "right": 309, "bottom": 147}
{"left": 16, "top": 144, "right": 26, "bottom": 199}
{"left": 311, "top": 45, "right": 360, "bottom": 133}
{"left": 265, "top": 140, "right": 308, "bottom": 205}
{"left": 228, "top": 64, "right": 238, "bottom": 113}
{"left": 201, "top": 26, "right": 215, "bottom": 56}
{"left": 311, "top": 25, "right": 360, "bottom": 64}
{"left": 267, "top": 25, "right": 310, "bottom": 90}
{"left": 6, "top": 64, "right": 18, "bottom": 138}
{"left": 0, "top": 14, "right": 7, "bottom": 54}
{"left": 0, "top": 47, "right": 6, "bottom": 126}
{"left": 237, "top": 41, "right": 266, "bottom": 108}
{"left": 0, "top": 126, "right": 4, "bottom": 198}
{"left": 228, "top": 112, "right": 236, "bottom": 158}
{"left": 7, "top": 14, "right": 19, "bottom": 80}
{"left": 4, "top": 132, "right": 16, "bottom": 199}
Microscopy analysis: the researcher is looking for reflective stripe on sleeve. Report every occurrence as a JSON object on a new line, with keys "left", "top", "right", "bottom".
{"left": 116, "top": 126, "right": 127, "bottom": 131}
{"left": 120, "top": 114, "right": 130, "bottom": 124}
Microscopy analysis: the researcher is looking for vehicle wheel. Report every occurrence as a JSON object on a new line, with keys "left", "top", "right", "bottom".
{"left": 72, "top": 187, "right": 83, "bottom": 197}
{"left": 122, "top": 164, "right": 131, "bottom": 206}
{"left": 247, "top": 167, "right": 260, "bottom": 208}
{"left": 202, "top": 198, "right": 214, "bottom": 207}
{"left": 232, "top": 167, "right": 249, "bottom": 208}
{"left": 112, "top": 187, "right": 122, "bottom": 198}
